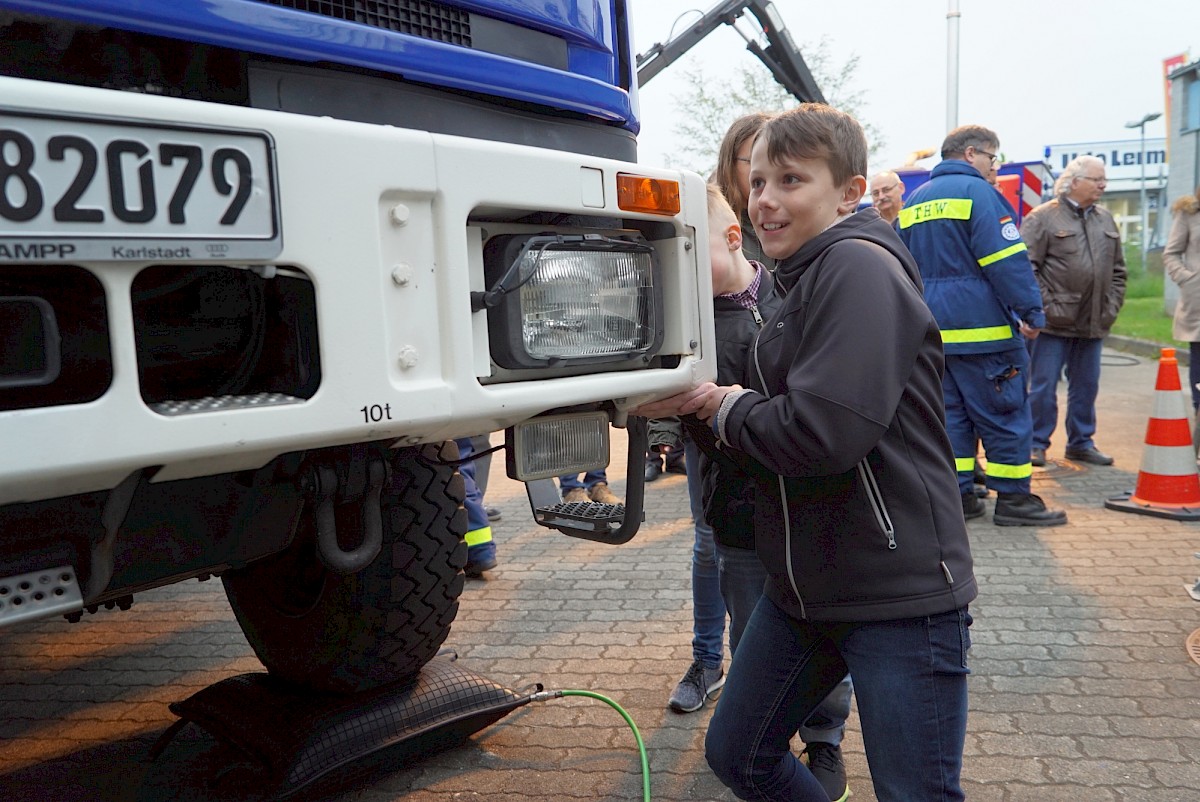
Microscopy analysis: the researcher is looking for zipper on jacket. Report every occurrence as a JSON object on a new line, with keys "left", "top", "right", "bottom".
{"left": 750, "top": 302, "right": 764, "bottom": 327}
{"left": 857, "top": 460, "right": 897, "bottom": 550}
{"left": 753, "top": 328, "right": 805, "bottom": 617}
{"left": 775, "top": 474, "right": 805, "bottom": 618}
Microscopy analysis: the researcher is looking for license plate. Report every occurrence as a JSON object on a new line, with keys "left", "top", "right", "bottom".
{"left": 0, "top": 108, "right": 281, "bottom": 262}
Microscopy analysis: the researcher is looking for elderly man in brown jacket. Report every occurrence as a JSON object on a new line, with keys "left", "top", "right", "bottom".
{"left": 1021, "top": 155, "right": 1127, "bottom": 466}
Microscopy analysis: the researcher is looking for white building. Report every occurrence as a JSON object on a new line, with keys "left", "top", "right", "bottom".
{"left": 1163, "top": 58, "right": 1200, "bottom": 309}
{"left": 1167, "top": 59, "right": 1200, "bottom": 223}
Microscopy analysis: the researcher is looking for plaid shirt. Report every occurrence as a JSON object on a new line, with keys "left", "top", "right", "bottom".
{"left": 716, "top": 262, "right": 765, "bottom": 310}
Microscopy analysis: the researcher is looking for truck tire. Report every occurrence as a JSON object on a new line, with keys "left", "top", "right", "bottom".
{"left": 222, "top": 441, "right": 468, "bottom": 694}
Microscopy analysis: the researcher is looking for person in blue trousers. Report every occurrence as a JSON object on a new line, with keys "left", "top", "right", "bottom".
{"left": 454, "top": 436, "right": 495, "bottom": 577}
{"left": 1020, "top": 155, "right": 1126, "bottom": 467}
{"left": 898, "top": 124, "right": 1066, "bottom": 527}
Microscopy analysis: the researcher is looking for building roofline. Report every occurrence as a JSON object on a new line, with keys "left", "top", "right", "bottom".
{"left": 1167, "top": 59, "right": 1199, "bottom": 81}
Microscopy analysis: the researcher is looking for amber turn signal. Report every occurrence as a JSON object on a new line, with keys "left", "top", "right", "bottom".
{"left": 616, "top": 173, "right": 681, "bottom": 215}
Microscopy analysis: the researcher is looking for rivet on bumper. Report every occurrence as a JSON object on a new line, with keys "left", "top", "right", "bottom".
{"left": 397, "top": 346, "right": 419, "bottom": 369}
{"left": 388, "top": 204, "right": 410, "bottom": 226}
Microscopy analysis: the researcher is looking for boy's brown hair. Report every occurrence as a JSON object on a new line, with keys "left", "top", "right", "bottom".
{"left": 757, "top": 103, "right": 867, "bottom": 187}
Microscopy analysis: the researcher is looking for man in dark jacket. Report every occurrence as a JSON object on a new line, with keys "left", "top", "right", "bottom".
{"left": 898, "top": 125, "right": 1066, "bottom": 527}
{"left": 1021, "top": 155, "right": 1126, "bottom": 466}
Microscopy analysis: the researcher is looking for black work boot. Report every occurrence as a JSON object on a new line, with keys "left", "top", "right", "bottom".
{"left": 961, "top": 492, "right": 985, "bottom": 520}
{"left": 993, "top": 492, "right": 1067, "bottom": 527}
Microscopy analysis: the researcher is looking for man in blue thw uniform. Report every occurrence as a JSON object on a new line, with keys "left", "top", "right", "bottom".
{"left": 898, "top": 125, "right": 1067, "bottom": 527}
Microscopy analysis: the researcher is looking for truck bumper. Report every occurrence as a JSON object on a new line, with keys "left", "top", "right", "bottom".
{"left": 0, "top": 76, "right": 713, "bottom": 505}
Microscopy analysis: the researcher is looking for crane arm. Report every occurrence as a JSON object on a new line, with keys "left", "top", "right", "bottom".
{"left": 635, "top": 0, "right": 825, "bottom": 104}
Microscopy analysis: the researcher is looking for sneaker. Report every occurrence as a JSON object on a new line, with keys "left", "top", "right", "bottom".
{"left": 644, "top": 460, "right": 663, "bottom": 482}
{"left": 993, "top": 492, "right": 1067, "bottom": 527}
{"left": 561, "top": 487, "right": 589, "bottom": 504}
{"left": 667, "top": 660, "right": 725, "bottom": 713}
{"left": 485, "top": 505, "right": 502, "bottom": 521}
{"left": 587, "top": 481, "right": 621, "bottom": 505}
{"left": 961, "top": 492, "right": 985, "bottom": 520}
{"left": 803, "top": 742, "right": 850, "bottom": 802}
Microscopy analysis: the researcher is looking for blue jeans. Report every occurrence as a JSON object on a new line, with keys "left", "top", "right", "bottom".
{"left": 1029, "top": 334, "right": 1103, "bottom": 451}
{"left": 717, "top": 543, "right": 851, "bottom": 746}
{"left": 558, "top": 469, "right": 607, "bottom": 490}
{"left": 716, "top": 543, "right": 764, "bottom": 656}
{"left": 685, "top": 438, "right": 726, "bottom": 668}
{"left": 706, "top": 596, "right": 971, "bottom": 802}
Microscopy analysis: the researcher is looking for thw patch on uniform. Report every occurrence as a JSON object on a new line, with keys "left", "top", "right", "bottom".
{"left": 999, "top": 216, "right": 1020, "bottom": 241}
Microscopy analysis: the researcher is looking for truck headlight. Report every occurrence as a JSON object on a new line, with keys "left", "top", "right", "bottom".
{"left": 509, "top": 411, "right": 610, "bottom": 481}
{"left": 479, "top": 234, "right": 662, "bottom": 369}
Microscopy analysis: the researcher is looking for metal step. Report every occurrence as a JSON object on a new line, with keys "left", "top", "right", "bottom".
{"left": 534, "top": 499, "right": 625, "bottom": 528}
{"left": 149, "top": 392, "right": 304, "bottom": 416}
{"left": 521, "top": 416, "right": 648, "bottom": 546}
{"left": 0, "top": 565, "right": 83, "bottom": 626}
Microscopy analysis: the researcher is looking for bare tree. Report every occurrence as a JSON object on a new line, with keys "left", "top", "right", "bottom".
{"left": 666, "top": 36, "right": 884, "bottom": 176}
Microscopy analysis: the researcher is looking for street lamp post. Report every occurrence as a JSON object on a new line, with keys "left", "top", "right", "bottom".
{"left": 946, "top": 0, "right": 960, "bottom": 131}
{"left": 1125, "top": 111, "right": 1163, "bottom": 269}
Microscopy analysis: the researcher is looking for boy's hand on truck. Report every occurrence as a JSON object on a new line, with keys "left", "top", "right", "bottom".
{"left": 633, "top": 382, "right": 742, "bottom": 423}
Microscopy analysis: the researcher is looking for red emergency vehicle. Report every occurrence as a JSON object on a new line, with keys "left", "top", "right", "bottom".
{"left": 892, "top": 160, "right": 1054, "bottom": 225}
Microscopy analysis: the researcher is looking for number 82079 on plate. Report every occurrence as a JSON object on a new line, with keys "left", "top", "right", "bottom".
{"left": 0, "top": 109, "right": 281, "bottom": 262}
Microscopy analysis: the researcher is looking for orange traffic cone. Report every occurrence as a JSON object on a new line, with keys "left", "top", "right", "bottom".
{"left": 1106, "top": 347, "right": 1200, "bottom": 520}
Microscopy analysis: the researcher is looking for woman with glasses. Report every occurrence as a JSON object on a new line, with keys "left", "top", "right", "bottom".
{"left": 712, "top": 112, "right": 776, "bottom": 269}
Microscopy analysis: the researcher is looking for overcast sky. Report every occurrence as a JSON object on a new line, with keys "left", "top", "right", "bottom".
{"left": 629, "top": 1, "right": 1196, "bottom": 175}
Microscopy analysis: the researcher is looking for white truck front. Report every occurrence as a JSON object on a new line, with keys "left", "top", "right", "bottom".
{"left": 0, "top": 0, "right": 712, "bottom": 694}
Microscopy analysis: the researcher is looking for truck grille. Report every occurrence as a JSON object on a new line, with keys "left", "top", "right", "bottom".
{"left": 253, "top": 0, "right": 471, "bottom": 47}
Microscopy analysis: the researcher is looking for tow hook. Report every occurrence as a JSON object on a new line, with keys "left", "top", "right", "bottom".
{"left": 301, "top": 458, "right": 386, "bottom": 575}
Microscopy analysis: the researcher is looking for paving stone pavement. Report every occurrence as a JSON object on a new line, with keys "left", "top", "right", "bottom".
{"left": 3, "top": 347, "right": 1200, "bottom": 801}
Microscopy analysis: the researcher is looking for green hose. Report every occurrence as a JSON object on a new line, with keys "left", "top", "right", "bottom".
{"left": 533, "top": 689, "right": 651, "bottom": 802}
